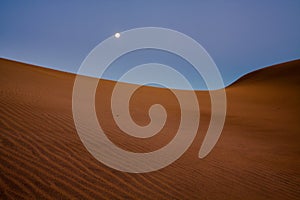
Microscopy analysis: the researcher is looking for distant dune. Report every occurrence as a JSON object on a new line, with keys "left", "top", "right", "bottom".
{"left": 0, "top": 58, "right": 299, "bottom": 199}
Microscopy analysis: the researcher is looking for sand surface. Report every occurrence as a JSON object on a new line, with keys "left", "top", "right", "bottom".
{"left": 0, "top": 58, "right": 299, "bottom": 199}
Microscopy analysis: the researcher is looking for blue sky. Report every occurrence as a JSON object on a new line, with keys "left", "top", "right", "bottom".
{"left": 1, "top": 1, "right": 300, "bottom": 89}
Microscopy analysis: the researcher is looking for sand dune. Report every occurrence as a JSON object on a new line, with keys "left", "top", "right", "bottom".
{"left": 0, "top": 58, "right": 299, "bottom": 199}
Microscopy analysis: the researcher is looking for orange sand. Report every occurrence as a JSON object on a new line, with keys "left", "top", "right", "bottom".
{"left": 0, "top": 58, "right": 299, "bottom": 199}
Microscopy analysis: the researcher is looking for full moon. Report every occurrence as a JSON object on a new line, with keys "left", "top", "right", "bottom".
{"left": 114, "top": 32, "right": 120, "bottom": 38}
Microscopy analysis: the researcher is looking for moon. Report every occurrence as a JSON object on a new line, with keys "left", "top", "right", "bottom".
{"left": 114, "top": 32, "right": 120, "bottom": 38}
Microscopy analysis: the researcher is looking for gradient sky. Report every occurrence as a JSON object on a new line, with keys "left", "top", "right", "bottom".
{"left": 1, "top": 1, "right": 300, "bottom": 89}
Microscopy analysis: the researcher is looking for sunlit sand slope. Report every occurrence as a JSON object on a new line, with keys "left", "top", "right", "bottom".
{"left": 0, "top": 58, "right": 299, "bottom": 199}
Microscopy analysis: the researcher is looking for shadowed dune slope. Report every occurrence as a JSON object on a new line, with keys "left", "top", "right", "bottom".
{"left": 0, "top": 58, "right": 299, "bottom": 199}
